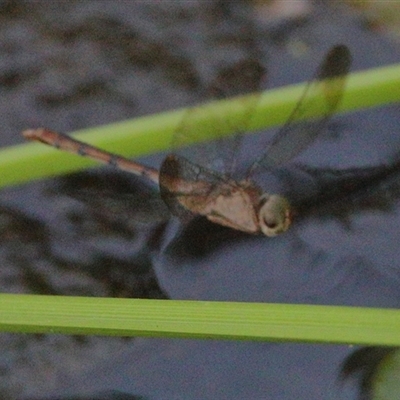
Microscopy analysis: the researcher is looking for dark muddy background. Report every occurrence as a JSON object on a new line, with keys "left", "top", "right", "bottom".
{"left": 1, "top": 1, "right": 400, "bottom": 399}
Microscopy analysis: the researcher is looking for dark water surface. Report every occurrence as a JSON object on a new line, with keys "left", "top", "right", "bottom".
{"left": 0, "top": 1, "right": 400, "bottom": 399}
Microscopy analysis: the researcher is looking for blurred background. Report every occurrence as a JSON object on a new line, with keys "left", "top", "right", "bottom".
{"left": 1, "top": 1, "right": 400, "bottom": 399}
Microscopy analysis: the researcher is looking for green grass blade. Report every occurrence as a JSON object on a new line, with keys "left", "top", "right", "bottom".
{"left": 1, "top": 62, "right": 400, "bottom": 188}
{"left": 0, "top": 294, "right": 399, "bottom": 345}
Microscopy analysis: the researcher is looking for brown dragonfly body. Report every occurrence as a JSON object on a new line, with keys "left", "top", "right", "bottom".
{"left": 23, "top": 45, "right": 351, "bottom": 237}
{"left": 159, "top": 155, "right": 291, "bottom": 235}
{"left": 23, "top": 128, "right": 290, "bottom": 235}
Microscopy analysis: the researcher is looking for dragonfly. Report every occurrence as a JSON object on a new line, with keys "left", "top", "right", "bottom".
{"left": 22, "top": 45, "right": 351, "bottom": 237}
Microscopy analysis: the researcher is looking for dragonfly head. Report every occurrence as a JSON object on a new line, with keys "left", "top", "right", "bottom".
{"left": 258, "top": 194, "right": 292, "bottom": 237}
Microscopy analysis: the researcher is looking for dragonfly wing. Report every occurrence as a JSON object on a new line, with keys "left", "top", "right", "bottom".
{"left": 76, "top": 190, "right": 171, "bottom": 223}
{"left": 249, "top": 45, "right": 352, "bottom": 174}
{"left": 159, "top": 154, "right": 228, "bottom": 222}
{"left": 172, "top": 59, "right": 266, "bottom": 178}
{"left": 51, "top": 171, "right": 170, "bottom": 223}
{"left": 290, "top": 160, "right": 400, "bottom": 227}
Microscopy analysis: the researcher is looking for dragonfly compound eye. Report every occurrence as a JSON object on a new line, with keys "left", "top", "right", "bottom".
{"left": 258, "top": 194, "right": 291, "bottom": 237}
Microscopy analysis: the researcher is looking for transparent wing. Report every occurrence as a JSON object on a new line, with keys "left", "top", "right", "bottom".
{"left": 291, "top": 159, "right": 400, "bottom": 226}
{"left": 248, "top": 45, "right": 352, "bottom": 175}
{"left": 172, "top": 59, "right": 266, "bottom": 178}
{"left": 159, "top": 154, "right": 231, "bottom": 221}
{"left": 51, "top": 171, "right": 170, "bottom": 224}
{"left": 73, "top": 190, "right": 171, "bottom": 223}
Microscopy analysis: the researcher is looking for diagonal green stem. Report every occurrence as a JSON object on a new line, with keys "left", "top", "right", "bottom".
{"left": 2, "top": 62, "right": 400, "bottom": 188}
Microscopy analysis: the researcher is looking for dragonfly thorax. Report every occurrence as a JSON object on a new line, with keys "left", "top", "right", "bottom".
{"left": 258, "top": 194, "right": 292, "bottom": 236}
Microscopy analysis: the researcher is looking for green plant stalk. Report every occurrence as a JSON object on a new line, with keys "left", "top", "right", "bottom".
{"left": 2, "top": 62, "right": 400, "bottom": 188}
{"left": 0, "top": 294, "right": 399, "bottom": 345}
